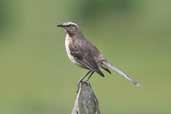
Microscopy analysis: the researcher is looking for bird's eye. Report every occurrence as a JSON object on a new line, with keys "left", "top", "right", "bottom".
{"left": 70, "top": 24, "right": 74, "bottom": 27}
{"left": 65, "top": 24, "right": 72, "bottom": 27}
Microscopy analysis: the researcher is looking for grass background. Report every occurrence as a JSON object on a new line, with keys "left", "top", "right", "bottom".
{"left": 0, "top": 0, "right": 171, "bottom": 114}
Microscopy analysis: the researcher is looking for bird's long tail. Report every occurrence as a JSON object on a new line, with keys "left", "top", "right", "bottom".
{"left": 102, "top": 60, "right": 140, "bottom": 87}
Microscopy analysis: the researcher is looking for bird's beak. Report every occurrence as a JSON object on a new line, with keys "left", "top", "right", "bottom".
{"left": 57, "top": 24, "right": 65, "bottom": 28}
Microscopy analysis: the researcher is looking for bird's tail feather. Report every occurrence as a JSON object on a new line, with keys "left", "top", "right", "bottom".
{"left": 102, "top": 60, "right": 140, "bottom": 87}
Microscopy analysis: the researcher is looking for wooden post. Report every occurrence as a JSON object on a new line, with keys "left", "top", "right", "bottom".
{"left": 71, "top": 81, "right": 101, "bottom": 114}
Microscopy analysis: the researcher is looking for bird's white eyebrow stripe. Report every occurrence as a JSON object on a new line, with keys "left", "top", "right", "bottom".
{"left": 63, "top": 22, "right": 79, "bottom": 27}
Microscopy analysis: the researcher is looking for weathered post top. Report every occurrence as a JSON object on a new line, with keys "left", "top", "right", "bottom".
{"left": 71, "top": 81, "right": 101, "bottom": 114}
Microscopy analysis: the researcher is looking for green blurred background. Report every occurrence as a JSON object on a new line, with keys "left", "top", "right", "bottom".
{"left": 0, "top": 0, "right": 171, "bottom": 114}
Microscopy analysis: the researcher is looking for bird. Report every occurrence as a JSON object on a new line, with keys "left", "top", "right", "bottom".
{"left": 57, "top": 22, "right": 140, "bottom": 86}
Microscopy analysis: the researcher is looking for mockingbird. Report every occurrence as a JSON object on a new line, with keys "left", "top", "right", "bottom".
{"left": 57, "top": 22, "right": 139, "bottom": 86}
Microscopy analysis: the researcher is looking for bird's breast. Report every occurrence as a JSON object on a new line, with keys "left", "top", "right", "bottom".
{"left": 65, "top": 34, "right": 78, "bottom": 65}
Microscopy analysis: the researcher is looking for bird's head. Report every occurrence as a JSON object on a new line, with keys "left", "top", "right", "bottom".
{"left": 57, "top": 22, "right": 80, "bottom": 36}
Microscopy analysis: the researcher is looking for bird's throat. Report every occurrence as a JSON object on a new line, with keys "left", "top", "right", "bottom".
{"left": 67, "top": 31, "right": 75, "bottom": 37}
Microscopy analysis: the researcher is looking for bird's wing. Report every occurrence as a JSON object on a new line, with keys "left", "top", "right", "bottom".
{"left": 69, "top": 41, "right": 104, "bottom": 77}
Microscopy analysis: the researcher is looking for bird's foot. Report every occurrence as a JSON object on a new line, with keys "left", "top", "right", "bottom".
{"left": 76, "top": 71, "right": 92, "bottom": 93}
